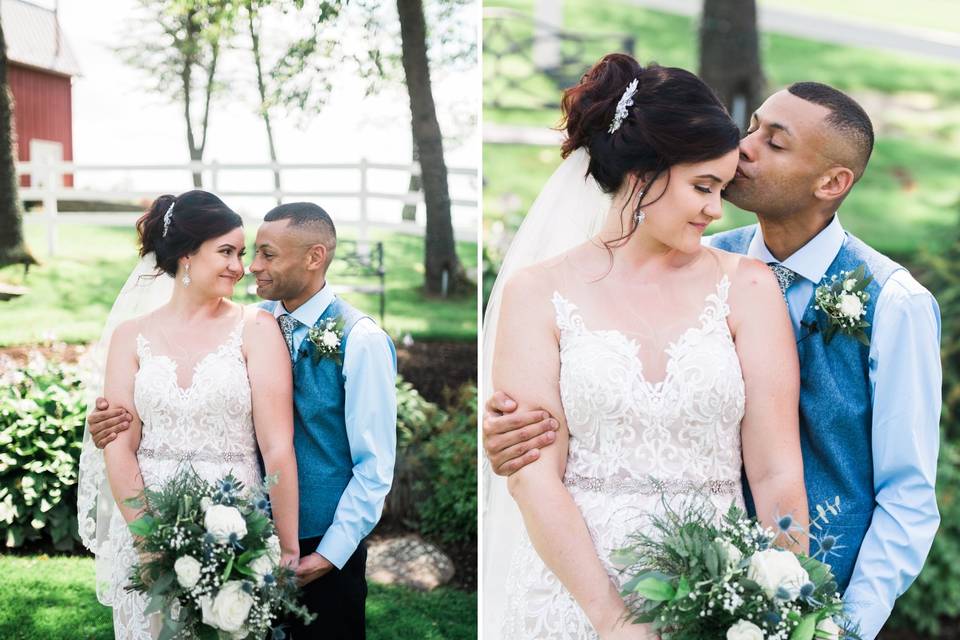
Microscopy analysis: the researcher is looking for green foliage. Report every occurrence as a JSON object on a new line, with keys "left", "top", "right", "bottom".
{"left": 415, "top": 384, "right": 478, "bottom": 546}
{"left": 888, "top": 441, "right": 960, "bottom": 635}
{"left": 0, "top": 354, "right": 85, "bottom": 551}
{"left": 916, "top": 226, "right": 960, "bottom": 439}
{"left": 388, "top": 378, "right": 478, "bottom": 547}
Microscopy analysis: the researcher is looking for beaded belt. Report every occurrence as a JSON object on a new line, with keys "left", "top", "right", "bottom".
{"left": 138, "top": 447, "right": 250, "bottom": 464}
{"left": 564, "top": 473, "right": 739, "bottom": 497}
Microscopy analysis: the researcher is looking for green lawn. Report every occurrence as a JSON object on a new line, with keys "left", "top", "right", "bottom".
{"left": 0, "top": 223, "right": 477, "bottom": 347}
{"left": 758, "top": 0, "right": 960, "bottom": 35}
{"left": 0, "top": 555, "right": 476, "bottom": 639}
{"left": 483, "top": 0, "right": 960, "bottom": 259}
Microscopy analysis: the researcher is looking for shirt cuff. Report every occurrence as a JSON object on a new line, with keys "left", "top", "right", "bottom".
{"left": 843, "top": 596, "right": 888, "bottom": 640}
{"left": 315, "top": 531, "right": 356, "bottom": 570}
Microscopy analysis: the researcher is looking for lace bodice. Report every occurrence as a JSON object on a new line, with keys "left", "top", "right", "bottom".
{"left": 107, "top": 317, "right": 261, "bottom": 639}
{"left": 502, "top": 276, "right": 747, "bottom": 639}
{"left": 133, "top": 320, "right": 257, "bottom": 477}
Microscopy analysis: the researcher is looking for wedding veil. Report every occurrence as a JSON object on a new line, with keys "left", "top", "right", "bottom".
{"left": 76, "top": 253, "right": 173, "bottom": 604}
{"left": 481, "top": 147, "right": 611, "bottom": 637}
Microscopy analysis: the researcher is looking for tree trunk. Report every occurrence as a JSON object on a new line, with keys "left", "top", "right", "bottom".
{"left": 0, "top": 17, "right": 37, "bottom": 269}
{"left": 180, "top": 9, "right": 204, "bottom": 188}
{"left": 698, "top": 0, "right": 765, "bottom": 131}
{"left": 247, "top": 2, "right": 281, "bottom": 205}
{"left": 402, "top": 137, "right": 420, "bottom": 222}
{"left": 397, "top": 0, "right": 465, "bottom": 296}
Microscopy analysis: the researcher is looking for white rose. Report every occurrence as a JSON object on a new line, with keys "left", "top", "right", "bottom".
{"left": 726, "top": 619, "right": 763, "bottom": 640}
{"left": 838, "top": 293, "right": 863, "bottom": 319}
{"left": 843, "top": 278, "right": 856, "bottom": 292}
{"left": 174, "top": 555, "right": 202, "bottom": 589}
{"left": 321, "top": 331, "right": 340, "bottom": 348}
{"left": 249, "top": 554, "right": 275, "bottom": 584}
{"left": 816, "top": 616, "right": 841, "bottom": 640}
{"left": 747, "top": 548, "right": 809, "bottom": 600}
{"left": 200, "top": 496, "right": 213, "bottom": 512}
{"left": 265, "top": 535, "right": 281, "bottom": 563}
{"left": 715, "top": 537, "right": 742, "bottom": 568}
{"left": 204, "top": 505, "right": 247, "bottom": 544}
{"left": 202, "top": 580, "right": 254, "bottom": 633}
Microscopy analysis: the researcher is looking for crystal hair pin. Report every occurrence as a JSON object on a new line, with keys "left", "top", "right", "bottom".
{"left": 608, "top": 78, "right": 639, "bottom": 134}
{"left": 162, "top": 201, "right": 175, "bottom": 237}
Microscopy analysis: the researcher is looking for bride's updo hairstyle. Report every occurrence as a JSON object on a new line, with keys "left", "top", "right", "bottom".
{"left": 137, "top": 190, "right": 243, "bottom": 277}
{"left": 560, "top": 54, "right": 740, "bottom": 238}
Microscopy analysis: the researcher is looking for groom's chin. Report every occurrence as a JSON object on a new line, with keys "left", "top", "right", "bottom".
{"left": 255, "top": 285, "right": 280, "bottom": 301}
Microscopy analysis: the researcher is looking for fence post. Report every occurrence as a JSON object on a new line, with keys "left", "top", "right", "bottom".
{"left": 210, "top": 159, "right": 220, "bottom": 193}
{"left": 42, "top": 160, "right": 60, "bottom": 257}
{"left": 358, "top": 157, "right": 369, "bottom": 257}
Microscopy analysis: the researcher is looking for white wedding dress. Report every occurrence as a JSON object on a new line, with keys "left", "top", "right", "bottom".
{"left": 106, "top": 316, "right": 261, "bottom": 639}
{"left": 500, "top": 274, "right": 747, "bottom": 639}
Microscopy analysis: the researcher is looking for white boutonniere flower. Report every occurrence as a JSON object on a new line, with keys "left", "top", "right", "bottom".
{"left": 306, "top": 316, "right": 346, "bottom": 365}
{"left": 813, "top": 263, "right": 873, "bottom": 345}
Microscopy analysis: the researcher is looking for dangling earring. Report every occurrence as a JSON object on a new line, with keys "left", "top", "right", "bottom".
{"left": 182, "top": 263, "right": 191, "bottom": 288}
{"left": 634, "top": 187, "right": 647, "bottom": 225}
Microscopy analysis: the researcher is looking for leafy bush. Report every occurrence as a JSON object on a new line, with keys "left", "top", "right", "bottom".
{"left": 415, "top": 384, "right": 477, "bottom": 547}
{"left": 915, "top": 227, "right": 960, "bottom": 440}
{"left": 383, "top": 376, "right": 448, "bottom": 527}
{"left": 0, "top": 354, "right": 86, "bottom": 551}
{"left": 887, "top": 441, "right": 960, "bottom": 635}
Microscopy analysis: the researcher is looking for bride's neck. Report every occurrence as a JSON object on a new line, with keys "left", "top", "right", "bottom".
{"left": 167, "top": 288, "right": 228, "bottom": 321}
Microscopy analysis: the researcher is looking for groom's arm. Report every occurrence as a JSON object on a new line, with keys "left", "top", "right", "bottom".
{"left": 314, "top": 319, "right": 397, "bottom": 570}
{"left": 843, "top": 272, "right": 942, "bottom": 639}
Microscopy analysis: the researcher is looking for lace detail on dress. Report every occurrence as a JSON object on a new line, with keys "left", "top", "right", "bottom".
{"left": 502, "top": 276, "right": 746, "bottom": 639}
{"left": 107, "top": 317, "right": 261, "bottom": 639}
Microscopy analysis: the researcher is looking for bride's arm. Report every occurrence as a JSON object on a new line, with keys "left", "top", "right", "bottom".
{"left": 245, "top": 309, "right": 299, "bottom": 564}
{"left": 729, "top": 258, "right": 809, "bottom": 553}
{"left": 102, "top": 320, "right": 146, "bottom": 524}
{"left": 494, "top": 270, "right": 651, "bottom": 639}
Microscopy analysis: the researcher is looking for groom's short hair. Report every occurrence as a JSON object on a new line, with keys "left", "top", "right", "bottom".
{"left": 787, "top": 82, "right": 874, "bottom": 181}
{"left": 264, "top": 202, "right": 337, "bottom": 263}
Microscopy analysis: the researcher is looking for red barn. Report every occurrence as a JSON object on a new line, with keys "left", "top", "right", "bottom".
{"left": 2, "top": 0, "right": 80, "bottom": 187}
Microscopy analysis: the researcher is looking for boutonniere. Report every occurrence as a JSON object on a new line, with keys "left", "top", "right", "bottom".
{"left": 813, "top": 263, "right": 873, "bottom": 346}
{"left": 306, "top": 316, "right": 346, "bottom": 365}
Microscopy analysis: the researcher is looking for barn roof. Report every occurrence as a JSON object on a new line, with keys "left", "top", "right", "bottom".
{"left": 2, "top": 0, "right": 81, "bottom": 77}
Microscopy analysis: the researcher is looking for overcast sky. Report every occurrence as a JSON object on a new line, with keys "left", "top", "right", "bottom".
{"left": 48, "top": 0, "right": 479, "bottom": 225}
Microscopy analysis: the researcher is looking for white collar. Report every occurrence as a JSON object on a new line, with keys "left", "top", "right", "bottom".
{"left": 747, "top": 214, "right": 846, "bottom": 284}
{"left": 272, "top": 282, "right": 334, "bottom": 328}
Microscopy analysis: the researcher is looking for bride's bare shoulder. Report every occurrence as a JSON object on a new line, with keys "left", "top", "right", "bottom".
{"left": 502, "top": 240, "right": 602, "bottom": 295}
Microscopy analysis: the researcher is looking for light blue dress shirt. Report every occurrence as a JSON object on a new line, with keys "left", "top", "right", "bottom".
{"left": 711, "top": 216, "right": 941, "bottom": 638}
{"left": 273, "top": 283, "right": 398, "bottom": 568}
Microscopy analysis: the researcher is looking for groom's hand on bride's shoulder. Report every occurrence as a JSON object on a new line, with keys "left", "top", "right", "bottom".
{"left": 88, "top": 397, "right": 133, "bottom": 449}
{"left": 483, "top": 391, "right": 559, "bottom": 476}
{"left": 295, "top": 552, "right": 334, "bottom": 586}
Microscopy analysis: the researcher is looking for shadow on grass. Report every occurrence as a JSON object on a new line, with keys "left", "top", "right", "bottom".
{"left": 0, "top": 556, "right": 477, "bottom": 640}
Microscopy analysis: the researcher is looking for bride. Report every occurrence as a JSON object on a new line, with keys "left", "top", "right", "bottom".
{"left": 483, "top": 54, "right": 809, "bottom": 639}
{"left": 76, "top": 190, "right": 300, "bottom": 639}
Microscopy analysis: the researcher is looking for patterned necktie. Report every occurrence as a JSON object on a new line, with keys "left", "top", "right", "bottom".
{"left": 278, "top": 314, "right": 298, "bottom": 360}
{"left": 768, "top": 263, "right": 797, "bottom": 300}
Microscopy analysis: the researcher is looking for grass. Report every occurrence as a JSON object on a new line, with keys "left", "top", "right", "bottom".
{"left": 482, "top": 0, "right": 960, "bottom": 258}
{"left": 0, "top": 223, "right": 478, "bottom": 347}
{"left": 757, "top": 0, "right": 960, "bottom": 35}
{"left": 0, "top": 555, "right": 476, "bottom": 639}
{"left": 484, "top": 0, "right": 960, "bottom": 128}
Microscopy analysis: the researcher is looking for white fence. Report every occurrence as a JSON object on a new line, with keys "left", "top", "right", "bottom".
{"left": 14, "top": 159, "right": 479, "bottom": 256}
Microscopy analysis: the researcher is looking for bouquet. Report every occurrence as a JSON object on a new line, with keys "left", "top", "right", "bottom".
{"left": 124, "top": 468, "right": 313, "bottom": 639}
{"left": 613, "top": 498, "right": 860, "bottom": 640}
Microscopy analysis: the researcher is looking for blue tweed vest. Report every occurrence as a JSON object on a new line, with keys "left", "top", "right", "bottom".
{"left": 260, "top": 296, "right": 378, "bottom": 539}
{"left": 710, "top": 224, "right": 903, "bottom": 590}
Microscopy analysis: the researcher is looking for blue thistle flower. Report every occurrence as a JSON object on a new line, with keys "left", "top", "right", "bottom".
{"left": 763, "top": 610, "right": 781, "bottom": 626}
{"left": 264, "top": 573, "right": 276, "bottom": 586}
{"left": 242, "top": 581, "right": 254, "bottom": 594}
{"left": 272, "top": 628, "right": 286, "bottom": 640}
{"left": 812, "top": 532, "right": 846, "bottom": 562}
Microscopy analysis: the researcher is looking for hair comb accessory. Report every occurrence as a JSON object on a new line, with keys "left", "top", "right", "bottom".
{"left": 609, "top": 78, "right": 639, "bottom": 134}
{"left": 162, "top": 200, "right": 175, "bottom": 237}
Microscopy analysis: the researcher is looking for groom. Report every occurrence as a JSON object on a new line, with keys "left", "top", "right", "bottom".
{"left": 482, "top": 83, "right": 941, "bottom": 638}
{"left": 89, "top": 202, "right": 398, "bottom": 639}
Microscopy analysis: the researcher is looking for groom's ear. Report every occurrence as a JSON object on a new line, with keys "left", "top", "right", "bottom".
{"left": 304, "top": 243, "right": 328, "bottom": 272}
{"left": 813, "top": 166, "right": 855, "bottom": 203}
